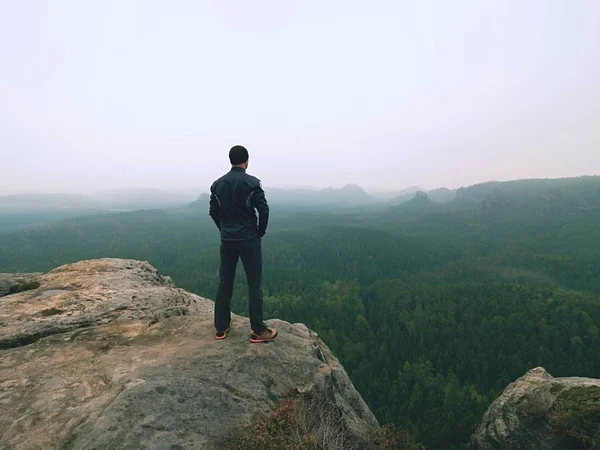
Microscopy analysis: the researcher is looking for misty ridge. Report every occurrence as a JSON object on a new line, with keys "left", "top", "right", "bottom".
{"left": 1, "top": 175, "right": 598, "bottom": 234}
{"left": 0, "top": 183, "right": 444, "bottom": 211}
{"left": 2, "top": 175, "right": 598, "bottom": 211}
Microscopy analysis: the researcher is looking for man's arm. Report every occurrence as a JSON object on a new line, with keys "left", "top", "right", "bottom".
{"left": 252, "top": 185, "right": 269, "bottom": 237}
{"left": 209, "top": 188, "right": 221, "bottom": 230}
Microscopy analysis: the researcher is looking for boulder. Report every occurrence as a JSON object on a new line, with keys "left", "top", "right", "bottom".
{"left": 470, "top": 367, "right": 600, "bottom": 450}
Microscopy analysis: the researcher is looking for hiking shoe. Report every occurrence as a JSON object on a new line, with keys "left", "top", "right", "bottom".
{"left": 250, "top": 328, "right": 277, "bottom": 343}
{"left": 216, "top": 323, "right": 232, "bottom": 340}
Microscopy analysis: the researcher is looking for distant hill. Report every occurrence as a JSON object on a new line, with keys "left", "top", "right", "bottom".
{"left": 387, "top": 191, "right": 448, "bottom": 219}
{"left": 0, "top": 193, "right": 96, "bottom": 211}
{"left": 262, "top": 187, "right": 320, "bottom": 206}
{"left": 0, "top": 194, "right": 105, "bottom": 233}
{"left": 89, "top": 188, "right": 197, "bottom": 209}
{"left": 317, "top": 184, "right": 376, "bottom": 206}
{"left": 0, "top": 189, "right": 202, "bottom": 233}
{"left": 187, "top": 193, "right": 210, "bottom": 209}
{"left": 248, "top": 184, "right": 375, "bottom": 208}
{"left": 389, "top": 192, "right": 415, "bottom": 205}
{"left": 6, "top": 176, "right": 599, "bottom": 232}
{"left": 455, "top": 176, "right": 600, "bottom": 210}
{"left": 427, "top": 187, "right": 457, "bottom": 203}
{"left": 376, "top": 186, "right": 424, "bottom": 202}
{"left": 389, "top": 186, "right": 456, "bottom": 205}
{"left": 0, "top": 188, "right": 204, "bottom": 212}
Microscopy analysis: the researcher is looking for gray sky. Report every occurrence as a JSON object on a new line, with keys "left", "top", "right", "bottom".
{"left": 1, "top": 0, "right": 599, "bottom": 194}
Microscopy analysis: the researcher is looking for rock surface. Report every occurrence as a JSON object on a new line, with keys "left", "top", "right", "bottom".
{"left": 469, "top": 367, "right": 600, "bottom": 450}
{"left": 0, "top": 273, "right": 42, "bottom": 298}
{"left": 0, "top": 259, "right": 377, "bottom": 450}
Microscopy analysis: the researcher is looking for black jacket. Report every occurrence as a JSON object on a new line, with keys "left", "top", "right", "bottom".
{"left": 209, "top": 167, "right": 269, "bottom": 241}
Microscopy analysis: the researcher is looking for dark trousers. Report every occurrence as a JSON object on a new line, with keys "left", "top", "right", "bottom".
{"left": 214, "top": 237, "right": 267, "bottom": 333}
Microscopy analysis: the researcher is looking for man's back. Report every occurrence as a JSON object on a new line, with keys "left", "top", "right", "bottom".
{"left": 209, "top": 167, "right": 269, "bottom": 241}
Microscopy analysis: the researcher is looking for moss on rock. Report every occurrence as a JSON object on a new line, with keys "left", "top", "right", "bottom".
{"left": 547, "top": 386, "right": 600, "bottom": 449}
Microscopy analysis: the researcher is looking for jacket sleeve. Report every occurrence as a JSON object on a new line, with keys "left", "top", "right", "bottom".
{"left": 209, "top": 186, "right": 221, "bottom": 230}
{"left": 251, "top": 184, "right": 269, "bottom": 237}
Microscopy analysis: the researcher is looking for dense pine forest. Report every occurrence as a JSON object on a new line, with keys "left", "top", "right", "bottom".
{"left": 1, "top": 176, "right": 599, "bottom": 449}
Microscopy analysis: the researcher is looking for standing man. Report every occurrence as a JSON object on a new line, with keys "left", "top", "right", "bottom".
{"left": 209, "top": 145, "right": 277, "bottom": 343}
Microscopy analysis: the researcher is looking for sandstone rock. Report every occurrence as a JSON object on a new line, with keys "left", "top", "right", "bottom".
{"left": 0, "top": 259, "right": 187, "bottom": 350}
{"left": 0, "top": 258, "right": 377, "bottom": 450}
{"left": 469, "top": 367, "right": 600, "bottom": 450}
{"left": 0, "top": 273, "right": 42, "bottom": 298}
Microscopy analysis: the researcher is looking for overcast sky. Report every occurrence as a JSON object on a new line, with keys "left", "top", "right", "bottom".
{"left": 1, "top": 0, "right": 599, "bottom": 194}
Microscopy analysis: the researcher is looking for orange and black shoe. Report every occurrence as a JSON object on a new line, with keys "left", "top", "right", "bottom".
{"left": 216, "top": 323, "right": 232, "bottom": 340}
{"left": 250, "top": 328, "right": 278, "bottom": 343}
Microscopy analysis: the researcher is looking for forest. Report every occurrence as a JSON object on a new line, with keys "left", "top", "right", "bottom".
{"left": 0, "top": 176, "right": 599, "bottom": 449}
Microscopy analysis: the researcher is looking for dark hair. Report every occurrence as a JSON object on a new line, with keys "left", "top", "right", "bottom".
{"left": 229, "top": 145, "right": 249, "bottom": 165}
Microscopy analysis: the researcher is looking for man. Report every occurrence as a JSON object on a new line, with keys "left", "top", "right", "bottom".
{"left": 209, "top": 145, "right": 277, "bottom": 343}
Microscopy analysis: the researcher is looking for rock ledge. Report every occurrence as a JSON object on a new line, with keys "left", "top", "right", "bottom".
{"left": 0, "top": 258, "right": 377, "bottom": 450}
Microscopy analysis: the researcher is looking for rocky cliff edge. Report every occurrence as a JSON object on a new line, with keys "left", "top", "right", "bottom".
{"left": 0, "top": 259, "right": 378, "bottom": 450}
